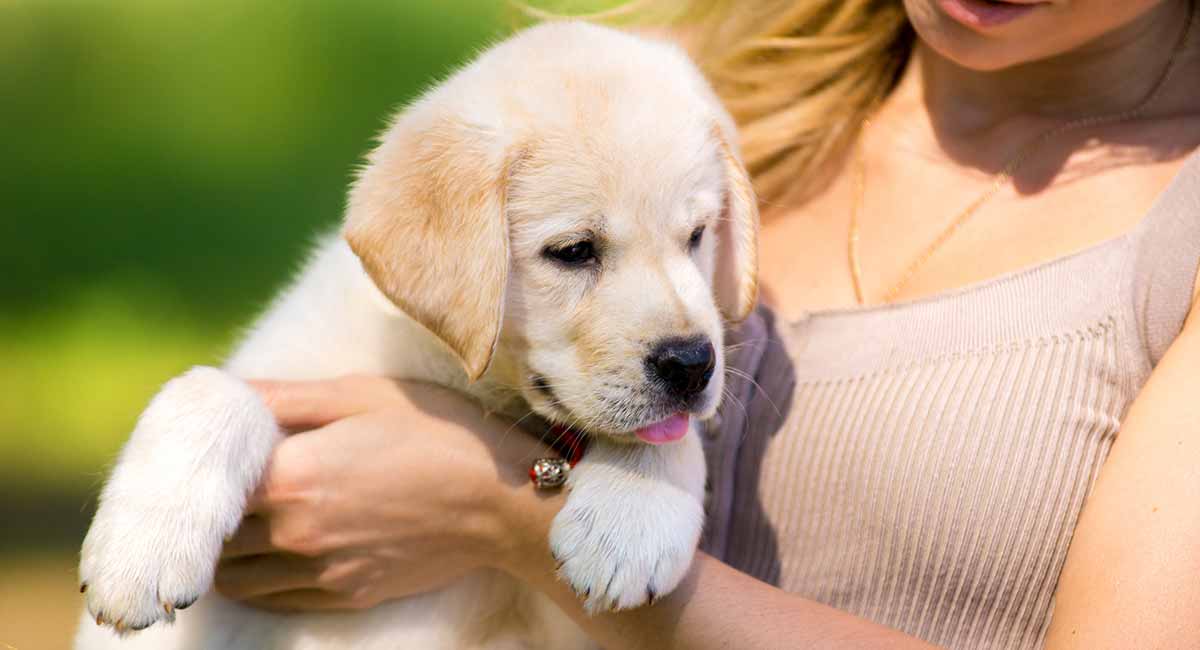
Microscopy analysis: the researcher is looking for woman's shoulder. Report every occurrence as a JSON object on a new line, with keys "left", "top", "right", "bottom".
{"left": 1129, "top": 145, "right": 1200, "bottom": 364}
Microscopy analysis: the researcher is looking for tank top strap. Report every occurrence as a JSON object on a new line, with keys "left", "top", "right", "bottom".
{"left": 1131, "top": 148, "right": 1200, "bottom": 366}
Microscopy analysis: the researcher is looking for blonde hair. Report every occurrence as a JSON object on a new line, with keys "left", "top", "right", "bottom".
{"left": 518, "top": 1, "right": 914, "bottom": 206}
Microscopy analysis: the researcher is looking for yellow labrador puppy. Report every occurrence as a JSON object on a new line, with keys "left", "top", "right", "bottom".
{"left": 76, "top": 21, "right": 757, "bottom": 650}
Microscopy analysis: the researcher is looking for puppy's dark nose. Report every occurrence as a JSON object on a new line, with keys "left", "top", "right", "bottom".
{"left": 647, "top": 336, "right": 715, "bottom": 400}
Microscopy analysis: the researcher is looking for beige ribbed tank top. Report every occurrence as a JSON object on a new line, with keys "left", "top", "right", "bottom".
{"left": 701, "top": 149, "right": 1200, "bottom": 650}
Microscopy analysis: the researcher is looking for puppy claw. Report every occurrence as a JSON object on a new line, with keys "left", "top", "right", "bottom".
{"left": 80, "top": 583, "right": 88, "bottom": 594}
{"left": 95, "top": 613, "right": 105, "bottom": 626}
{"left": 647, "top": 587, "right": 657, "bottom": 604}
{"left": 163, "top": 602, "right": 174, "bottom": 615}
{"left": 113, "top": 619, "right": 126, "bottom": 633}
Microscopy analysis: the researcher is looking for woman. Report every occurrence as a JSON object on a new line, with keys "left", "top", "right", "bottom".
{"left": 213, "top": 0, "right": 1200, "bottom": 647}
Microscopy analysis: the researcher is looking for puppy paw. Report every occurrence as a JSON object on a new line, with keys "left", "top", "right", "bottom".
{"left": 79, "top": 501, "right": 213, "bottom": 633}
{"left": 78, "top": 367, "right": 278, "bottom": 634}
{"left": 549, "top": 478, "right": 704, "bottom": 614}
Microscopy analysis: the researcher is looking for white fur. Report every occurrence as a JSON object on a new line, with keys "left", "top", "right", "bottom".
{"left": 76, "top": 21, "right": 754, "bottom": 650}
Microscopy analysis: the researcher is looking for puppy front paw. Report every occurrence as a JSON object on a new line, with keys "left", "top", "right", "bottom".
{"left": 78, "top": 367, "right": 278, "bottom": 634}
{"left": 79, "top": 496, "right": 215, "bottom": 633}
{"left": 549, "top": 480, "right": 704, "bottom": 614}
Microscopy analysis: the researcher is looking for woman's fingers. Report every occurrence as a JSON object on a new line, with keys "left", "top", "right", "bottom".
{"left": 248, "top": 375, "right": 399, "bottom": 430}
{"left": 222, "top": 516, "right": 274, "bottom": 558}
{"left": 214, "top": 554, "right": 320, "bottom": 601}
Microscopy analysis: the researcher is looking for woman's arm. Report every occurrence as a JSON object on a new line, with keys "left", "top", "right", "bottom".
{"left": 505, "top": 500, "right": 937, "bottom": 650}
{"left": 215, "top": 376, "right": 935, "bottom": 648}
{"left": 1042, "top": 296, "right": 1200, "bottom": 648}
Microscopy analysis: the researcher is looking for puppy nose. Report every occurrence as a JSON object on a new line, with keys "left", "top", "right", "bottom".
{"left": 647, "top": 336, "right": 715, "bottom": 400}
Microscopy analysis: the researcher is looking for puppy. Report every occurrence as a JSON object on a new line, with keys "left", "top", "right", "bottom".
{"left": 75, "top": 21, "right": 757, "bottom": 650}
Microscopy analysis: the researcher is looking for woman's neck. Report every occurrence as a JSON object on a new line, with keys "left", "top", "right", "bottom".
{"left": 883, "top": 0, "right": 1199, "bottom": 150}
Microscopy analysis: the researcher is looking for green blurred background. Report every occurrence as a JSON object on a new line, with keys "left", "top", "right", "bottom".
{"left": 0, "top": 1, "right": 615, "bottom": 646}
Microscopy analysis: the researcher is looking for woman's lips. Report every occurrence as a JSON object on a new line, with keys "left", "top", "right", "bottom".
{"left": 937, "top": 0, "right": 1046, "bottom": 29}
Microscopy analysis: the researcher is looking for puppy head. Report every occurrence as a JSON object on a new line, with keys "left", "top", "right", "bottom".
{"left": 345, "top": 22, "right": 757, "bottom": 441}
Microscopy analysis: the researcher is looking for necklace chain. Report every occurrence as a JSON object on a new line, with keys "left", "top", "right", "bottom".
{"left": 848, "top": 2, "right": 1195, "bottom": 306}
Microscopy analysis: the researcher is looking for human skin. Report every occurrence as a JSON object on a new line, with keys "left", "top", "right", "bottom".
{"left": 216, "top": 0, "right": 1200, "bottom": 646}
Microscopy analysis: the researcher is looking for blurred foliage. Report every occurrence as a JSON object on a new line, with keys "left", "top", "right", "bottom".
{"left": 0, "top": 0, "right": 528, "bottom": 506}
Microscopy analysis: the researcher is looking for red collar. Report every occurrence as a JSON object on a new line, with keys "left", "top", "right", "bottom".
{"left": 545, "top": 423, "right": 587, "bottom": 466}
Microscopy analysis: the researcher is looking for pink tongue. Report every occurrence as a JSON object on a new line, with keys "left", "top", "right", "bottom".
{"left": 634, "top": 413, "right": 690, "bottom": 445}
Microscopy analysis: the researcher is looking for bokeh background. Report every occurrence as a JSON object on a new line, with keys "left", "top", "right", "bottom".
{"left": 0, "top": 1, "right": 616, "bottom": 646}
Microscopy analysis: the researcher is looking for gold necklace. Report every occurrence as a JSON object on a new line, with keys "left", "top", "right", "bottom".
{"left": 848, "top": 2, "right": 1195, "bottom": 306}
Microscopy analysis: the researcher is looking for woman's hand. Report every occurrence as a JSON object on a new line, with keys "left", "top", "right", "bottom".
{"left": 213, "top": 375, "right": 561, "bottom": 612}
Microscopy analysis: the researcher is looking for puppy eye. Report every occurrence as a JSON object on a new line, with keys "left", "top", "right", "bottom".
{"left": 545, "top": 240, "right": 597, "bottom": 266}
{"left": 688, "top": 225, "right": 706, "bottom": 250}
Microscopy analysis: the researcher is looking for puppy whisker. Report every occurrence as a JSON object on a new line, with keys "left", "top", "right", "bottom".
{"left": 719, "top": 386, "right": 748, "bottom": 420}
{"left": 724, "top": 366, "right": 781, "bottom": 418}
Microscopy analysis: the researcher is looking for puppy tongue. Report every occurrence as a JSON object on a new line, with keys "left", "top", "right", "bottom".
{"left": 634, "top": 413, "right": 690, "bottom": 444}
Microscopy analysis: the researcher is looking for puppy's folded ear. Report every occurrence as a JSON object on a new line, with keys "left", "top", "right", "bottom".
{"left": 713, "top": 127, "right": 760, "bottom": 323}
{"left": 344, "top": 112, "right": 521, "bottom": 381}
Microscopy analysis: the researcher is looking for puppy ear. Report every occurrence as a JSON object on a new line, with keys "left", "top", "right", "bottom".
{"left": 712, "top": 126, "right": 760, "bottom": 322}
{"left": 344, "top": 114, "right": 520, "bottom": 381}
